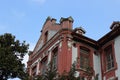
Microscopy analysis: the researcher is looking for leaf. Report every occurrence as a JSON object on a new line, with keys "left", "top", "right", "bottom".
{"left": 0, "top": 33, "right": 29, "bottom": 80}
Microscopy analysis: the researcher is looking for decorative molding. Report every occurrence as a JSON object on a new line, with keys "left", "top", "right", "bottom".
{"left": 68, "top": 40, "right": 72, "bottom": 50}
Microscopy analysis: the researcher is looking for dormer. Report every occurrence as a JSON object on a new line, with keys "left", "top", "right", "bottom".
{"left": 74, "top": 27, "right": 86, "bottom": 35}
{"left": 110, "top": 21, "right": 120, "bottom": 30}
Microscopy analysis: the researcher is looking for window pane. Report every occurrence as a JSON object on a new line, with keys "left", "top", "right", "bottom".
{"left": 105, "top": 46, "right": 114, "bottom": 70}
{"left": 106, "top": 55, "right": 111, "bottom": 61}
{"left": 107, "top": 62, "right": 111, "bottom": 70}
{"left": 80, "top": 56, "right": 84, "bottom": 69}
{"left": 111, "top": 61, "right": 114, "bottom": 68}
{"left": 41, "top": 57, "right": 47, "bottom": 74}
{"left": 80, "top": 47, "right": 90, "bottom": 70}
{"left": 52, "top": 47, "right": 58, "bottom": 68}
{"left": 80, "top": 49, "right": 89, "bottom": 54}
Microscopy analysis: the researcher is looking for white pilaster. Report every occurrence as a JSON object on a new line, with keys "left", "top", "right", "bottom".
{"left": 72, "top": 45, "right": 77, "bottom": 64}
{"left": 36, "top": 62, "right": 39, "bottom": 75}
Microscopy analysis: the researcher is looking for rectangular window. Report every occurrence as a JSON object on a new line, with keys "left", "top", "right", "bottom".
{"left": 105, "top": 46, "right": 114, "bottom": 70}
{"left": 52, "top": 47, "right": 58, "bottom": 69}
{"left": 41, "top": 57, "right": 47, "bottom": 74}
{"left": 32, "top": 65, "right": 37, "bottom": 76}
{"left": 80, "top": 47, "right": 90, "bottom": 70}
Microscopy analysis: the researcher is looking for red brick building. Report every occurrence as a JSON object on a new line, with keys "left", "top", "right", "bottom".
{"left": 27, "top": 17, "right": 120, "bottom": 80}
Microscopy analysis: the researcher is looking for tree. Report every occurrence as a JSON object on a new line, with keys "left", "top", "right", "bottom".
{"left": 44, "top": 60, "right": 58, "bottom": 80}
{"left": 67, "top": 62, "right": 76, "bottom": 80}
{"left": 33, "top": 75, "right": 44, "bottom": 80}
{"left": 32, "top": 59, "right": 58, "bottom": 80}
{"left": 94, "top": 74, "right": 99, "bottom": 80}
{"left": 0, "top": 33, "right": 29, "bottom": 80}
{"left": 30, "top": 61, "right": 99, "bottom": 80}
{"left": 58, "top": 62, "right": 80, "bottom": 80}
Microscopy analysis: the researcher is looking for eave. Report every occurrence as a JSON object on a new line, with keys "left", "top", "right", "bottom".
{"left": 71, "top": 32, "right": 98, "bottom": 49}
{"left": 98, "top": 26, "right": 120, "bottom": 47}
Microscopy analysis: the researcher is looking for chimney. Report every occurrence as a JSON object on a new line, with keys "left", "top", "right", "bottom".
{"left": 110, "top": 21, "right": 120, "bottom": 30}
{"left": 74, "top": 27, "right": 86, "bottom": 35}
{"left": 60, "top": 16, "right": 74, "bottom": 29}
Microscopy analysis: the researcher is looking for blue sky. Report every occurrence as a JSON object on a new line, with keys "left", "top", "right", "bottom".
{"left": 1, "top": 0, "right": 120, "bottom": 45}
{"left": 0, "top": 0, "right": 120, "bottom": 79}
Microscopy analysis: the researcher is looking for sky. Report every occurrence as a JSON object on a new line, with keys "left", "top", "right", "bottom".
{"left": 0, "top": 0, "right": 120, "bottom": 80}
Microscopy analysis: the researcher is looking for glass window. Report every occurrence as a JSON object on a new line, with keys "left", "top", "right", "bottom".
{"left": 41, "top": 57, "right": 47, "bottom": 74}
{"left": 105, "top": 46, "right": 114, "bottom": 70}
{"left": 32, "top": 65, "right": 37, "bottom": 76}
{"left": 52, "top": 47, "right": 58, "bottom": 69}
{"left": 80, "top": 47, "right": 90, "bottom": 70}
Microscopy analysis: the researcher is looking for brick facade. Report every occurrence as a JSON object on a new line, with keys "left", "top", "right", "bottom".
{"left": 27, "top": 17, "right": 120, "bottom": 80}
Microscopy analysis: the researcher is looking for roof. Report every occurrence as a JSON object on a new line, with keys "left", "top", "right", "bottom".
{"left": 98, "top": 21, "right": 120, "bottom": 46}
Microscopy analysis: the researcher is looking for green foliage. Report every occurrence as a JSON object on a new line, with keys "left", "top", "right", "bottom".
{"left": 33, "top": 75, "right": 44, "bottom": 80}
{"left": 58, "top": 62, "right": 80, "bottom": 80}
{"left": 32, "top": 60, "right": 58, "bottom": 80}
{"left": 31, "top": 61, "right": 99, "bottom": 80}
{"left": 67, "top": 62, "right": 77, "bottom": 80}
{"left": 44, "top": 60, "right": 58, "bottom": 80}
{"left": 58, "top": 74, "right": 67, "bottom": 80}
{"left": 94, "top": 74, "right": 99, "bottom": 80}
{"left": 0, "top": 33, "right": 29, "bottom": 80}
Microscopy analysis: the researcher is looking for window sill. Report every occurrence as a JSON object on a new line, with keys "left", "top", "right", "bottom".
{"left": 104, "top": 67, "right": 117, "bottom": 74}
{"left": 79, "top": 68, "right": 87, "bottom": 71}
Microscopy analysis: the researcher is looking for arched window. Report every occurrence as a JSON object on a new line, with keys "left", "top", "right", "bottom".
{"left": 80, "top": 46, "right": 90, "bottom": 70}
